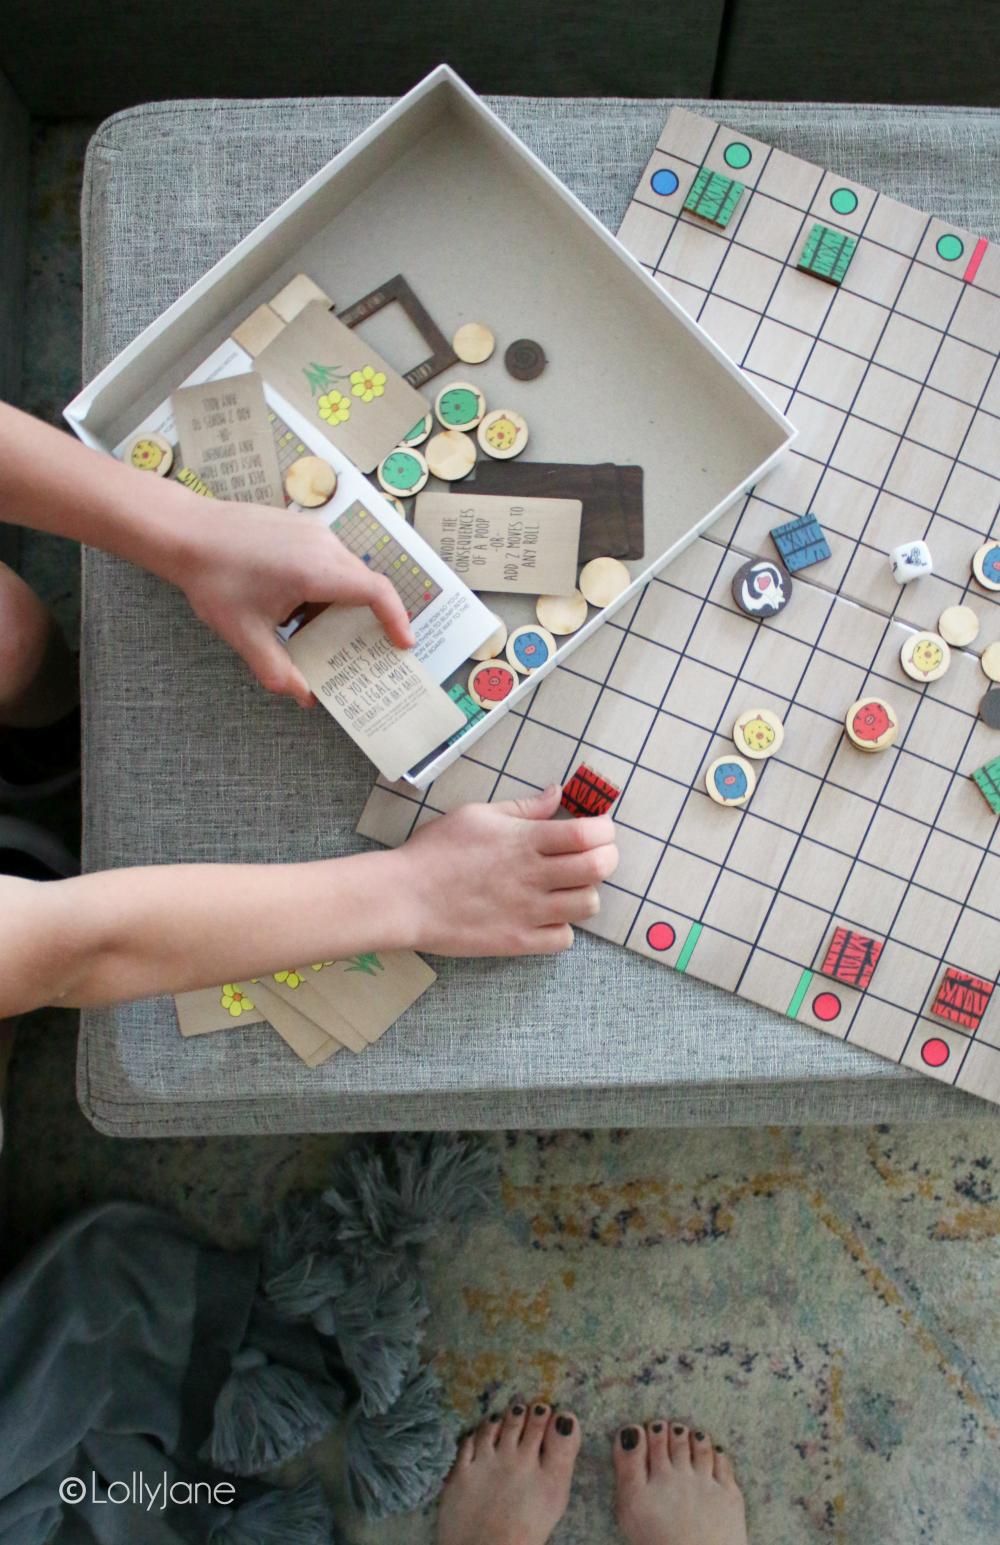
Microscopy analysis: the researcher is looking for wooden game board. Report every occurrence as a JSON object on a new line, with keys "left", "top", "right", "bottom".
{"left": 356, "top": 110, "right": 1000, "bottom": 1107}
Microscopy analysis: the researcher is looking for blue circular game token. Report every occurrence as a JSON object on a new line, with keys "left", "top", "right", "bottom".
{"left": 651, "top": 168, "right": 680, "bottom": 197}
{"left": 506, "top": 625, "right": 556, "bottom": 674}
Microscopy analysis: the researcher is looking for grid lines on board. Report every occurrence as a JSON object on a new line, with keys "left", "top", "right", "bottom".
{"left": 331, "top": 499, "right": 441, "bottom": 621}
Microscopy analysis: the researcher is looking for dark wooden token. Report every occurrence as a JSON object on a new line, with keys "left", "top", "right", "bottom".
{"left": 979, "top": 687, "right": 1000, "bottom": 730}
{"left": 731, "top": 556, "right": 793, "bottom": 619}
{"left": 504, "top": 338, "right": 547, "bottom": 380}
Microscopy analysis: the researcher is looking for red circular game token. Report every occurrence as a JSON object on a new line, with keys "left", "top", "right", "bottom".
{"left": 921, "top": 1037, "right": 950, "bottom": 1067}
{"left": 812, "top": 991, "right": 842, "bottom": 1022}
{"left": 646, "top": 921, "right": 676, "bottom": 952}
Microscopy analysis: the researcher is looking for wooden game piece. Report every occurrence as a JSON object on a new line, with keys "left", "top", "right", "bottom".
{"left": 176, "top": 468, "right": 215, "bottom": 498}
{"left": 796, "top": 223, "right": 857, "bottom": 285}
{"left": 684, "top": 166, "right": 744, "bottom": 227}
{"left": 400, "top": 413, "right": 433, "bottom": 447}
{"left": 972, "top": 755, "right": 1000, "bottom": 814}
{"left": 338, "top": 273, "right": 458, "bottom": 388}
{"left": 231, "top": 303, "right": 286, "bottom": 357}
{"left": 732, "top": 707, "right": 785, "bottom": 760}
{"left": 979, "top": 688, "right": 1000, "bottom": 729}
{"left": 770, "top": 513, "right": 830, "bottom": 572}
{"left": 470, "top": 460, "right": 645, "bottom": 562}
{"left": 435, "top": 382, "right": 486, "bottom": 431}
{"left": 536, "top": 591, "right": 588, "bottom": 634}
{"left": 820, "top": 926, "right": 883, "bottom": 989}
{"left": 425, "top": 430, "right": 477, "bottom": 480}
{"left": 122, "top": 430, "right": 173, "bottom": 477}
{"left": 445, "top": 682, "right": 488, "bottom": 744}
{"left": 389, "top": 498, "right": 408, "bottom": 518}
{"left": 845, "top": 697, "right": 899, "bottom": 752}
{"left": 504, "top": 339, "right": 547, "bottom": 380}
{"left": 938, "top": 605, "right": 980, "bottom": 647}
{"left": 414, "top": 491, "right": 581, "bottom": 596}
{"left": 471, "top": 613, "right": 508, "bottom": 661}
{"left": 930, "top": 966, "right": 994, "bottom": 1031}
{"left": 477, "top": 409, "right": 529, "bottom": 460}
{"left": 506, "top": 623, "right": 557, "bottom": 673}
{"left": 981, "top": 642, "right": 1000, "bottom": 682}
{"left": 731, "top": 557, "right": 792, "bottom": 619}
{"left": 560, "top": 763, "right": 621, "bottom": 817}
{"left": 468, "top": 659, "right": 518, "bottom": 708}
{"left": 453, "top": 322, "right": 495, "bottom": 364}
{"left": 972, "top": 542, "right": 1000, "bottom": 591}
{"left": 284, "top": 455, "right": 337, "bottom": 508}
{"left": 899, "top": 631, "right": 951, "bottom": 682}
{"left": 705, "top": 754, "right": 756, "bottom": 808}
{"left": 579, "top": 556, "right": 631, "bottom": 608}
{"left": 269, "top": 273, "right": 332, "bottom": 323}
{"left": 890, "top": 540, "right": 933, "bottom": 584}
{"left": 377, "top": 447, "right": 429, "bottom": 497}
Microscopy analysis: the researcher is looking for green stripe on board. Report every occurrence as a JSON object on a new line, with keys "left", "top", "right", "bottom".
{"left": 786, "top": 969, "right": 814, "bottom": 1020}
{"left": 674, "top": 923, "right": 703, "bottom": 974}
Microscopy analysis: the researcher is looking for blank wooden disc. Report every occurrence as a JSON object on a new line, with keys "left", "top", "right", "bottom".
{"left": 536, "top": 591, "right": 588, "bottom": 634}
{"left": 284, "top": 455, "right": 337, "bottom": 507}
{"left": 972, "top": 542, "right": 1000, "bottom": 591}
{"left": 732, "top": 707, "right": 784, "bottom": 760}
{"left": 938, "top": 604, "right": 980, "bottom": 647}
{"left": 845, "top": 696, "right": 899, "bottom": 752}
{"left": 579, "top": 556, "right": 631, "bottom": 608}
{"left": 477, "top": 409, "right": 529, "bottom": 460}
{"left": 506, "top": 623, "right": 557, "bottom": 674}
{"left": 425, "top": 430, "right": 477, "bottom": 481}
{"left": 471, "top": 613, "right": 507, "bottom": 662}
{"left": 453, "top": 323, "right": 495, "bottom": 364}
{"left": 982, "top": 642, "right": 1000, "bottom": 682}
{"left": 123, "top": 430, "right": 173, "bottom": 477}
{"left": 706, "top": 754, "right": 756, "bottom": 807}
{"left": 899, "top": 631, "right": 951, "bottom": 682}
{"left": 468, "top": 659, "right": 518, "bottom": 708}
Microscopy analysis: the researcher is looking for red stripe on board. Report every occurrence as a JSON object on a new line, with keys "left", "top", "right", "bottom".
{"left": 964, "top": 236, "right": 989, "bottom": 283}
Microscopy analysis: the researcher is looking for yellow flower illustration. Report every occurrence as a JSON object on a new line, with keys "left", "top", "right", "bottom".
{"left": 317, "top": 390, "right": 351, "bottom": 424}
{"left": 221, "top": 985, "right": 254, "bottom": 1017}
{"left": 350, "top": 366, "right": 386, "bottom": 402}
{"left": 310, "top": 961, "right": 333, "bottom": 971}
{"left": 274, "top": 970, "right": 303, "bottom": 989}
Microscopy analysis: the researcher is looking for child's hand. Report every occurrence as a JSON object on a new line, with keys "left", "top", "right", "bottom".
{"left": 387, "top": 784, "right": 619, "bottom": 955}
{"left": 164, "top": 501, "right": 415, "bottom": 706}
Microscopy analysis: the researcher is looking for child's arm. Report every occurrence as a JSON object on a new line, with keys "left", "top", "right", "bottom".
{"left": 0, "top": 788, "right": 617, "bottom": 1017}
{"left": 0, "top": 402, "right": 413, "bottom": 705}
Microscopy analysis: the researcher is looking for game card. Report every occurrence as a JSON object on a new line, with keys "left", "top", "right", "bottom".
{"left": 173, "top": 983, "right": 267, "bottom": 1036}
{"left": 413, "top": 493, "right": 582, "bottom": 595}
{"left": 305, "top": 949, "right": 437, "bottom": 1043}
{"left": 254, "top": 300, "right": 430, "bottom": 473}
{"left": 286, "top": 605, "right": 466, "bottom": 780}
{"left": 170, "top": 373, "right": 284, "bottom": 507}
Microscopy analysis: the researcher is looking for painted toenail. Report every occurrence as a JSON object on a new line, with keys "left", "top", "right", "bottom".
{"left": 651, "top": 1423, "right": 663, "bottom": 1433}
{"left": 673, "top": 1424, "right": 685, "bottom": 1435}
{"left": 715, "top": 1445, "right": 724, "bottom": 1453}
{"left": 694, "top": 1430, "right": 705, "bottom": 1441}
{"left": 556, "top": 1415, "right": 573, "bottom": 1436}
{"left": 489, "top": 1412, "right": 500, "bottom": 1423}
{"left": 621, "top": 1427, "right": 640, "bottom": 1451}
{"left": 511, "top": 1405, "right": 524, "bottom": 1416}
{"left": 534, "top": 1404, "right": 547, "bottom": 1416}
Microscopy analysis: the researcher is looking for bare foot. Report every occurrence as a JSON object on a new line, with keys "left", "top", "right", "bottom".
{"left": 613, "top": 1420, "right": 747, "bottom": 1545}
{"left": 438, "top": 1399, "right": 581, "bottom": 1545}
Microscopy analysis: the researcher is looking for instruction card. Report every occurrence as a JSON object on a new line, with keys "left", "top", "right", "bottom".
{"left": 171, "top": 373, "right": 284, "bottom": 507}
{"left": 413, "top": 492, "right": 582, "bottom": 595}
{"left": 286, "top": 605, "right": 466, "bottom": 780}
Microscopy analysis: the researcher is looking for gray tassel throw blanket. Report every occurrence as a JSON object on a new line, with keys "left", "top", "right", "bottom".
{"left": 0, "top": 1134, "right": 496, "bottom": 1544}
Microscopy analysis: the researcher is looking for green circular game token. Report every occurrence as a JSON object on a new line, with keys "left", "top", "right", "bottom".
{"left": 936, "top": 233, "right": 964, "bottom": 262}
{"left": 376, "top": 448, "right": 428, "bottom": 497}
{"left": 830, "top": 187, "right": 858, "bottom": 215}
{"left": 724, "top": 142, "right": 752, "bottom": 170}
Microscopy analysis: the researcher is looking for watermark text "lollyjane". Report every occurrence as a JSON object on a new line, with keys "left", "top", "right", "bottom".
{"left": 59, "top": 1473, "right": 234, "bottom": 1511}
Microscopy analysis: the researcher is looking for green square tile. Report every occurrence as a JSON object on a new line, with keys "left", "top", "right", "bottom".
{"left": 683, "top": 166, "right": 745, "bottom": 229}
{"left": 798, "top": 223, "right": 858, "bottom": 285}
{"left": 972, "top": 756, "right": 1000, "bottom": 814}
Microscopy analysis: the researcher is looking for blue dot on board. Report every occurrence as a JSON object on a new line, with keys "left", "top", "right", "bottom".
{"left": 936, "top": 233, "right": 965, "bottom": 261}
{"left": 830, "top": 187, "right": 858, "bottom": 215}
{"left": 713, "top": 762, "right": 748, "bottom": 802}
{"left": 724, "top": 143, "right": 752, "bottom": 170}
{"left": 651, "top": 168, "right": 679, "bottom": 198}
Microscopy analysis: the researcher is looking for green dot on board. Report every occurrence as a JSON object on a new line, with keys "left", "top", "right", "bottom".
{"left": 830, "top": 188, "right": 858, "bottom": 215}
{"left": 936, "top": 233, "right": 964, "bottom": 261}
{"left": 724, "top": 142, "right": 752, "bottom": 170}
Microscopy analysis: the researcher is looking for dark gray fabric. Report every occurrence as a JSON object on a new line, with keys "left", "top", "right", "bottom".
{"left": 79, "top": 98, "right": 1000, "bottom": 1135}
{"left": 0, "top": 67, "right": 28, "bottom": 408}
{"left": 717, "top": 2, "right": 1000, "bottom": 106}
{"left": 0, "top": 4, "right": 724, "bottom": 119}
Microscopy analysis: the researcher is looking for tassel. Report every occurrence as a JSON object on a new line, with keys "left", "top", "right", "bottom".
{"left": 209, "top": 1349, "right": 337, "bottom": 1477}
{"left": 211, "top": 1476, "right": 338, "bottom": 1544}
{"left": 345, "top": 1365, "right": 457, "bottom": 1518}
{"left": 315, "top": 1264, "right": 427, "bottom": 1417}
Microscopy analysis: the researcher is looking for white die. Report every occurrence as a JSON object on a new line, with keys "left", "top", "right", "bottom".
{"left": 890, "top": 540, "right": 933, "bottom": 584}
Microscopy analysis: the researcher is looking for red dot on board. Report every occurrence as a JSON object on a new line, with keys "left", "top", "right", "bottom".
{"left": 921, "top": 1037, "right": 950, "bottom": 1068}
{"left": 812, "top": 992, "right": 841, "bottom": 1022}
{"left": 646, "top": 921, "right": 676, "bottom": 952}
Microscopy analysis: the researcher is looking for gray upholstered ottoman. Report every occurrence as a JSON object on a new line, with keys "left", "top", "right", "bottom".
{"left": 80, "top": 97, "right": 1000, "bottom": 1135}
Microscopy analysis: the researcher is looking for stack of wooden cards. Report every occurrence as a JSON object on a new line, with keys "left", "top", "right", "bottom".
{"left": 173, "top": 948, "right": 436, "bottom": 1067}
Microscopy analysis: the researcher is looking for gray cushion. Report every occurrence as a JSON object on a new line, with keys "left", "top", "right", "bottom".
{"left": 79, "top": 97, "right": 1000, "bottom": 1135}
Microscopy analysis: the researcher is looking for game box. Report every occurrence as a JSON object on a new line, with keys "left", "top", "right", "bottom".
{"left": 63, "top": 66, "right": 793, "bottom": 785}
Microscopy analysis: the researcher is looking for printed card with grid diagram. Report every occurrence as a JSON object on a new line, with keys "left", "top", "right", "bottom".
{"left": 353, "top": 111, "right": 1000, "bottom": 1107}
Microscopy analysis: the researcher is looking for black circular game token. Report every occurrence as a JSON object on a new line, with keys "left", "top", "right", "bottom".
{"left": 731, "top": 556, "right": 793, "bottom": 619}
{"left": 980, "top": 687, "right": 1000, "bottom": 729}
{"left": 504, "top": 338, "right": 547, "bottom": 380}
